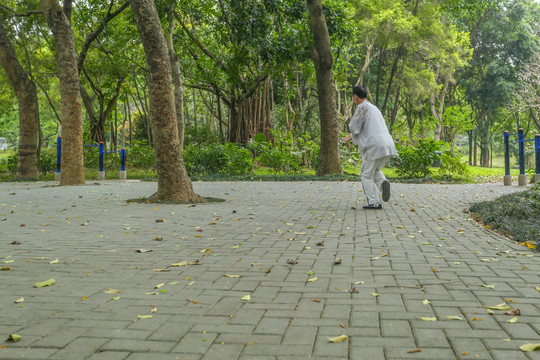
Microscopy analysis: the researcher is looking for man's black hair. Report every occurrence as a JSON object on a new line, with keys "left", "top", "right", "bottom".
{"left": 353, "top": 85, "right": 367, "bottom": 99}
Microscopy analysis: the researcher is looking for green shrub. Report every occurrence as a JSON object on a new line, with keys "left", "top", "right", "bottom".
{"left": 184, "top": 143, "right": 253, "bottom": 175}
{"left": 438, "top": 150, "right": 470, "bottom": 179}
{"left": 257, "top": 147, "right": 300, "bottom": 174}
{"left": 37, "top": 149, "right": 56, "bottom": 175}
{"left": 6, "top": 152, "right": 17, "bottom": 175}
{"left": 184, "top": 125, "right": 222, "bottom": 146}
{"left": 125, "top": 142, "right": 155, "bottom": 169}
{"left": 470, "top": 187, "right": 540, "bottom": 245}
{"left": 5, "top": 149, "right": 57, "bottom": 176}
{"left": 295, "top": 132, "right": 319, "bottom": 167}
{"left": 395, "top": 138, "right": 442, "bottom": 178}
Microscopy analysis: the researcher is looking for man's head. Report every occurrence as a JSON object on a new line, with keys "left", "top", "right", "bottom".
{"left": 353, "top": 85, "right": 368, "bottom": 102}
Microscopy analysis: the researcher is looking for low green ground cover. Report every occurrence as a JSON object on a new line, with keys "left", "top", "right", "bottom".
{"left": 470, "top": 184, "right": 540, "bottom": 247}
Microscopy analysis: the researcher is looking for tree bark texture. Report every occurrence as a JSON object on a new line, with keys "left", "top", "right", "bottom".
{"left": 41, "top": 0, "right": 85, "bottom": 185}
{"left": 131, "top": 0, "right": 201, "bottom": 202}
{"left": 228, "top": 78, "right": 272, "bottom": 143}
{"left": 167, "top": 1, "right": 185, "bottom": 150}
{"left": 306, "top": 0, "right": 341, "bottom": 176}
{"left": 0, "top": 18, "right": 38, "bottom": 179}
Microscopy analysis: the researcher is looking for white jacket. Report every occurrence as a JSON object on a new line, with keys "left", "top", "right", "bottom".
{"left": 348, "top": 100, "right": 397, "bottom": 161}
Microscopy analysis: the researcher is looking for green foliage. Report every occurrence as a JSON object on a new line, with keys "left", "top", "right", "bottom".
{"left": 438, "top": 150, "right": 471, "bottom": 179}
{"left": 257, "top": 147, "right": 300, "bottom": 174}
{"left": 184, "top": 143, "right": 253, "bottom": 176}
{"left": 295, "top": 132, "right": 319, "bottom": 168}
{"left": 6, "top": 152, "right": 17, "bottom": 175}
{"left": 5, "top": 149, "right": 56, "bottom": 176}
{"left": 395, "top": 138, "right": 442, "bottom": 178}
{"left": 470, "top": 186, "right": 540, "bottom": 245}
{"left": 185, "top": 125, "right": 222, "bottom": 146}
{"left": 125, "top": 142, "right": 155, "bottom": 170}
{"left": 248, "top": 130, "right": 316, "bottom": 174}
{"left": 36, "top": 149, "right": 56, "bottom": 175}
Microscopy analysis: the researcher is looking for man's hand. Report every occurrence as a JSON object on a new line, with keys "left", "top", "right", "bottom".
{"left": 341, "top": 134, "right": 352, "bottom": 142}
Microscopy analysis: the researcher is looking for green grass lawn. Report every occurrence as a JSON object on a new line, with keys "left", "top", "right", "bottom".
{"left": 0, "top": 150, "right": 10, "bottom": 161}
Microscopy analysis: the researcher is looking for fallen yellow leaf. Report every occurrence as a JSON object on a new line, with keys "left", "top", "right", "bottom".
{"left": 487, "top": 303, "right": 511, "bottom": 311}
{"left": 49, "top": 259, "right": 59, "bottom": 264}
{"left": 225, "top": 274, "right": 241, "bottom": 278}
{"left": 327, "top": 335, "right": 348, "bottom": 343}
{"left": 14, "top": 297, "right": 24, "bottom": 304}
{"left": 520, "top": 343, "right": 540, "bottom": 352}
{"left": 507, "top": 316, "right": 518, "bottom": 323}
{"left": 479, "top": 283, "right": 495, "bottom": 289}
{"left": 104, "top": 288, "right": 119, "bottom": 294}
{"left": 307, "top": 277, "right": 318, "bottom": 282}
{"left": 420, "top": 317, "right": 437, "bottom": 321}
{"left": 170, "top": 261, "right": 188, "bottom": 267}
{"left": 7, "top": 334, "right": 21, "bottom": 342}
{"left": 137, "top": 315, "right": 153, "bottom": 319}
{"left": 34, "top": 278, "right": 55, "bottom": 288}
{"left": 241, "top": 295, "right": 251, "bottom": 301}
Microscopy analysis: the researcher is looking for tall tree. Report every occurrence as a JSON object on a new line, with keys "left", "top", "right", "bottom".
{"left": 166, "top": 0, "right": 185, "bottom": 149}
{"left": 306, "top": 0, "right": 341, "bottom": 175}
{"left": 41, "top": 0, "right": 85, "bottom": 185}
{"left": 74, "top": 0, "right": 130, "bottom": 144}
{"left": 131, "top": 0, "right": 202, "bottom": 202}
{"left": 461, "top": 0, "right": 538, "bottom": 166}
{"left": 0, "top": 15, "right": 38, "bottom": 179}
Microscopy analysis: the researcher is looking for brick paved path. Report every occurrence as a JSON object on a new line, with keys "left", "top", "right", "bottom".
{"left": 1, "top": 180, "right": 539, "bottom": 360}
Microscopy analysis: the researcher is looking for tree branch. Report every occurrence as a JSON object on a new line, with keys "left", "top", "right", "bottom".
{"left": 0, "top": 4, "right": 42, "bottom": 17}
{"left": 174, "top": 10, "right": 229, "bottom": 73}
{"left": 77, "top": 0, "right": 130, "bottom": 71}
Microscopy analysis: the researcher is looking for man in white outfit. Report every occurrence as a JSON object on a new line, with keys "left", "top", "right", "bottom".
{"left": 342, "top": 85, "right": 397, "bottom": 209}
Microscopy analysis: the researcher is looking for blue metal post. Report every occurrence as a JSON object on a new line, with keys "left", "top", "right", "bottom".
{"left": 534, "top": 134, "right": 540, "bottom": 175}
{"left": 504, "top": 131, "right": 510, "bottom": 176}
{"left": 99, "top": 142, "right": 105, "bottom": 172}
{"left": 56, "top": 136, "right": 61, "bottom": 174}
{"left": 518, "top": 128, "right": 525, "bottom": 176}
{"left": 120, "top": 148, "right": 126, "bottom": 171}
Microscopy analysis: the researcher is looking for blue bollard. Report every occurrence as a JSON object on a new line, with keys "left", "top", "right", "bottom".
{"left": 55, "top": 137, "right": 61, "bottom": 181}
{"left": 534, "top": 134, "right": 540, "bottom": 184}
{"left": 120, "top": 148, "right": 127, "bottom": 180}
{"left": 518, "top": 129, "right": 527, "bottom": 186}
{"left": 503, "top": 131, "right": 511, "bottom": 186}
{"left": 98, "top": 142, "right": 105, "bottom": 180}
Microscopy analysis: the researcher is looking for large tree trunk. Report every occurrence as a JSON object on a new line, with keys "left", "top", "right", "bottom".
{"left": 167, "top": 1, "right": 185, "bottom": 150}
{"left": 306, "top": 0, "right": 341, "bottom": 176}
{"left": 131, "top": 0, "right": 202, "bottom": 203}
{"left": 0, "top": 18, "right": 38, "bottom": 179}
{"left": 227, "top": 80, "right": 272, "bottom": 143}
{"left": 41, "top": 0, "right": 85, "bottom": 185}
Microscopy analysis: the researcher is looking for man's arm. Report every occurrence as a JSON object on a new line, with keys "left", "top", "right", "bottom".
{"left": 348, "top": 102, "right": 367, "bottom": 137}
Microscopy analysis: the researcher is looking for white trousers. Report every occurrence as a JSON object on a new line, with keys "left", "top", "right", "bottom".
{"left": 360, "top": 156, "right": 391, "bottom": 205}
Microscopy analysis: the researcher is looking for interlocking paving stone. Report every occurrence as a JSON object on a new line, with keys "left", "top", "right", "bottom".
{"left": 1, "top": 180, "right": 538, "bottom": 359}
